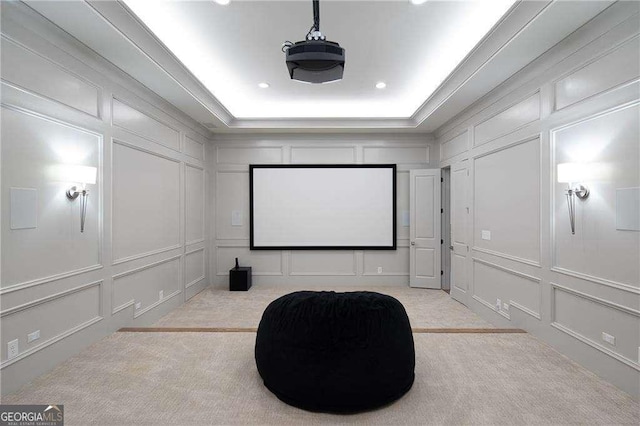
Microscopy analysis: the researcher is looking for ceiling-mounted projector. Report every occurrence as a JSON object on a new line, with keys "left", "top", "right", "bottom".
{"left": 283, "top": 0, "right": 345, "bottom": 84}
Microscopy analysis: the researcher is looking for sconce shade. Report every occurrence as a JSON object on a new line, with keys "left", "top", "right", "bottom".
{"left": 60, "top": 165, "right": 97, "bottom": 185}
{"left": 557, "top": 163, "right": 589, "bottom": 183}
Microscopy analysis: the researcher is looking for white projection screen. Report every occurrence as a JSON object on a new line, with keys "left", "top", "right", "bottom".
{"left": 250, "top": 165, "right": 396, "bottom": 250}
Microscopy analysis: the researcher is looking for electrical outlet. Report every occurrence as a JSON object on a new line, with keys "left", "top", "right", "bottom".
{"left": 7, "top": 339, "right": 18, "bottom": 359}
{"left": 135, "top": 302, "right": 141, "bottom": 310}
{"left": 377, "top": 266, "right": 383, "bottom": 274}
{"left": 159, "top": 290, "right": 164, "bottom": 300}
{"left": 602, "top": 332, "right": 615, "bottom": 346}
{"left": 496, "top": 298, "right": 502, "bottom": 311}
{"left": 27, "top": 330, "right": 40, "bottom": 343}
{"left": 481, "top": 230, "right": 491, "bottom": 241}
{"left": 503, "top": 303, "right": 510, "bottom": 312}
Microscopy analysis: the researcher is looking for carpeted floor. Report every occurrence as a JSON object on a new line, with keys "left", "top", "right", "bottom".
{"left": 2, "top": 286, "right": 639, "bottom": 425}
{"left": 2, "top": 332, "right": 638, "bottom": 425}
{"left": 154, "top": 285, "right": 495, "bottom": 329}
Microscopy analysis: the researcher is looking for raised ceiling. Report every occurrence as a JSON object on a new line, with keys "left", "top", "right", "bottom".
{"left": 122, "top": 0, "right": 515, "bottom": 119}
{"left": 24, "top": 0, "right": 614, "bottom": 132}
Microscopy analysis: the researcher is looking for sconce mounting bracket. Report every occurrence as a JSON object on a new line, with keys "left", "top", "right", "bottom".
{"left": 66, "top": 186, "right": 80, "bottom": 200}
{"left": 573, "top": 185, "right": 589, "bottom": 200}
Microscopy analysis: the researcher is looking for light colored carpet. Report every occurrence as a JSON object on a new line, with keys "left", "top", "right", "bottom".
{"left": 154, "top": 286, "right": 495, "bottom": 329}
{"left": 2, "top": 332, "right": 638, "bottom": 425}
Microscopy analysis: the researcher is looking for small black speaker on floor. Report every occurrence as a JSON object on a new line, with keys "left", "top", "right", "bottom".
{"left": 230, "top": 258, "right": 252, "bottom": 291}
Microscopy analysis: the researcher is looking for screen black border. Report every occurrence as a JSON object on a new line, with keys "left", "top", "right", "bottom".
{"left": 249, "top": 164, "right": 397, "bottom": 250}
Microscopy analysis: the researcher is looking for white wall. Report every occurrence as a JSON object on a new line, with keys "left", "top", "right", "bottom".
{"left": 0, "top": 3, "right": 210, "bottom": 395}
{"left": 209, "top": 135, "right": 437, "bottom": 287}
{"left": 436, "top": 1, "right": 639, "bottom": 397}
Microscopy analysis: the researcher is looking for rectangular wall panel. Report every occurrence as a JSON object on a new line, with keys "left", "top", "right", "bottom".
{"left": 217, "top": 146, "right": 282, "bottom": 164}
{"left": 185, "top": 249, "right": 205, "bottom": 287}
{"left": 553, "top": 104, "right": 640, "bottom": 287}
{"left": 216, "top": 247, "right": 282, "bottom": 276}
{"left": 396, "top": 172, "right": 410, "bottom": 240}
{"left": 474, "top": 138, "right": 541, "bottom": 264}
{"left": 1, "top": 281, "right": 101, "bottom": 364}
{"left": 1, "top": 107, "right": 101, "bottom": 287}
{"left": 290, "top": 146, "right": 355, "bottom": 163}
{"left": 112, "top": 257, "right": 181, "bottom": 314}
{"left": 552, "top": 284, "right": 639, "bottom": 369}
{"left": 112, "top": 99, "right": 180, "bottom": 151}
{"left": 290, "top": 251, "right": 356, "bottom": 276}
{"left": 441, "top": 131, "right": 468, "bottom": 161}
{"left": 112, "top": 141, "right": 180, "bottom": 263}
{"left": 185, "top": 165, "right": 205, "bottom": 244}
{"left": 363, "top": 146, "right": 429, "bottom": 164}
{"left": 473, "top": 259, "right": 541, "bottom": 319}
{"left": 474, "top": 93, "right": 540, "bottom": 147}
{"left": 363, "top": 247, "right": 410, "bottom": 276}
{"left": 215, "top": 172, "right": 249, "bottom": 240}
{"left": 1, "top": 36, "right": 100, "bottom": 117}
{"left": 555, "top": 37, "right": 640, "bottom": 110}
{"left": 184, "top": 135, "right": 204, "bottom": 161}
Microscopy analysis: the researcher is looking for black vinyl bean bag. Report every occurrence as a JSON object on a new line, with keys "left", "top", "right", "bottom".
{"left": 255, "top": 291, "right": 415, "bottom": 413}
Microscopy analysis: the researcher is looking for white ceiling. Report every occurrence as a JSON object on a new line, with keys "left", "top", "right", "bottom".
{"left": 122, "top": 0, "right": 515, "bottom": 119}
{"left": 24, "top": 0, "right": 614, "bottom": 132}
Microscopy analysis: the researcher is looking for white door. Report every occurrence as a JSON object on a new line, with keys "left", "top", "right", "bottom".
{"left": 450, "top": 162, "right": 469, "bottom": 304}
{"left": 409, "top": 169, "right": 441, "bottom": 288}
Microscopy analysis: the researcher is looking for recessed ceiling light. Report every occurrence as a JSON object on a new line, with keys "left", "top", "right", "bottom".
{"left": 258, "top": 82, "right": 270, "bottom": 89}
{"left": 214, "top": 0, "right": 230, "bottom": 5}
{"left": 410, "top": 0, "right": 428, "bottom": 5}
{"left": 375, "top": 82, "right": 387, "bottom": 89}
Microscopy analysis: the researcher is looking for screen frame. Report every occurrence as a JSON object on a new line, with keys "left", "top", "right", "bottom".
{"left": 249, "top": 164, "right": 397, "bottom": 250}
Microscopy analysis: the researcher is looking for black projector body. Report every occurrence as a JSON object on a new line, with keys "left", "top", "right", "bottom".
{"left": 285, "top": 39, "right": 345, "bottom": 84}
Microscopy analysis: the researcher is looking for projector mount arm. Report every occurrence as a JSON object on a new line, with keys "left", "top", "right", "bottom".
{"left": 307, "top": 0, "right": 326, "bottom": 41}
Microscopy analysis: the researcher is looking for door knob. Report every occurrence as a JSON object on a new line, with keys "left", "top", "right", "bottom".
{"left": 411, "top": 241, "right": 415, "bottom": 245}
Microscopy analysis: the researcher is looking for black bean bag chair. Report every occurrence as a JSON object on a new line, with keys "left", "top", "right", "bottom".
{"left": 255, "top": 291, "right": 415, "bottom": 413}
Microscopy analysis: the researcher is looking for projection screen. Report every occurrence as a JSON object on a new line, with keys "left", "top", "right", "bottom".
{"left": 250, "top": 165, "right": 396, "bottom": 250}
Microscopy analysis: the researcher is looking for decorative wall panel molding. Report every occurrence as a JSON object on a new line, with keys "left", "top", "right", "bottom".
{"left": 290, "top": 146, "right": 356, "bottom": 164}
{"left": 473, "top": 92, "right": 540, "bottom": 147}
{"left": 112, "top": 98, "right": 180, "bottom": 152}
{"left": 216, "top": 146, "right": 283, "bottom": 165}
{"left": 0, "top": 280, "right": 103, "bottom": 368}
{"left": 551, "top": 282, "right": 640, "bottom": 371}
{"left": 1, "top": 35, "right": 101, "bottom": 117}
{"left": 554, "top": 35, "right": 640, "bottom": 111}
{"left": 111, "top": 255, "right": 181, "bottom": 316}
{"left": 184, "top": 135, "right": 205, "bottom": 160}
{"left": 112, "top": 140, "right": 181, "bottom": 264}
{"left": 472, "top": 257, "right": 542, "bottom": 320}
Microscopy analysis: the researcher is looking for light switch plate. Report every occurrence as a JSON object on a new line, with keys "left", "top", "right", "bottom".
{"left": 231, "top": 210, "right": 243, "bottom": 226}
{"left": 481, "top": 230, "right": 491, "bottom": 240}
{"left": 10, "top": 188, "right": 37, "bottom": 230}
{"left": 401, "top": 210, "right": 410, "bottom": 227}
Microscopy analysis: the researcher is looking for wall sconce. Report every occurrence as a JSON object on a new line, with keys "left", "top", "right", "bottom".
{"left": 64, "top": 165, "right": 97, "bottom": 233}
{"left": 557, "top": 163, "right": 590, "bottom": 235}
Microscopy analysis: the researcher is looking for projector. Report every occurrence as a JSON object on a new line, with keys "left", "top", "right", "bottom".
{"left": 285, "top": 40, "right": 345, "bottom": 84}
{"left": 283, "top": 0, "right": 345, "bottom": 84}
